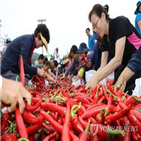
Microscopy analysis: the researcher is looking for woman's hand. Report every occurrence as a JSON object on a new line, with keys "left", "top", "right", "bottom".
{"left": 85, "top": 75, "right": 99, "bottom": 89}
{"left": 1, "top": 78, "right": 32, "bottom": 113}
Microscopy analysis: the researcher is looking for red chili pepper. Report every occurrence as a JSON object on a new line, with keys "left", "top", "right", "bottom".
{"left": 93, "top": 85, "right": 101, "bottom": 104}
{"left": 26, "top": 114, "right": 44, "bottom": 135}
{"left": 1, "top": 113, "right": 10, "bottom": 133}
{"left": 119, "top": 117, "right": 131, "bottom": 141}
{"left": 105, "top": 105, "right": 131, "bottom": 124}
{"left": 23, "top": 111, "right": 39, "bottom": 124}
{"left": 41, "top": 102, "right": 66, "bottom": 115}
{"left": 20, "top": 55, "right": 25, "bottom": 86}
{"left": 74, "top": 95, "right": 90, "bottom": 104}
{"left": 12, "top": 132, "right": 18, "bottom": 141}
{"left": 0, "top": 133, "right": 13, "bottom": 141}
{"left": 132, "top": 109, "right": 141, "bottom": 122}
{"left": 81, "top": 105, "right": 107, "bottom": 119}
{"left": 107, "top": 83, "right": 118, "bottom": 96}
{"left": 131, "top": 132, "right": 139, "bottom": 141}
{"left": 128, "top": 110, "right": 141, "bottom": 136}
{"left": 79, "top": 119, "right": 90, "bottom": 141}
{"left": 61, "top": 103, "right": 71, "bottom": 141}
{"left": 96, "top": 107, "right": 108, "bottom": 124}
{"left": 123, "top": 95, "right": 136, "bottom": 106}
{"left": 71, "top": 104, "right": 84, "bottom": 134}
{"left": 42, "top": 122, "right": 56, "bottom": 133}
{"left": 75, "top": 84, "right": 83, "bottom": 90}
{"left": 42, "top": 131, "right": 56, "bottom": 141}
{"left": 107, "top": 95, "right": 113, "bottom": 105}
{"left": 90, "top": 122, "right": 109, "bottom": 139}
{"left": 16, "top": 107, "right": 28, "bottom": 138}
{"left": 87, "top": 103, "right": 104, "bottom": 111}
{"left": 102, "top": 85, "right": 109, "bottom": 102}
{"left": 40, "top": 111, "right": 79, "bottom": 141}
{"left": 25, "top": 98, "right": 41, "bottom": 112}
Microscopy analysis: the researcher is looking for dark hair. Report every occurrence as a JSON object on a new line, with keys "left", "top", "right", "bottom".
{"left": 53, "top": 60, "right": 58, "bottom": 67}
{"left": 70, "top": 45, "right": 78, "bottom": 54}
{"left": 38, "top": 54, "right": 44, "bottom": 60}
{"left": 86, "top": 28, "right": 90, "bottom": 32}
{"left": 56, "top": 48, "right": 58, "bottom": 53}
{"left": 43, "top": 60, "right": 49, "bottom": 66}
{"left": 103, "top": 4, "right": 109, "bottom": 13}
{"left": 88, "top": 4, "right": 110, "bottom": 22}
{"left": 43, "top": 57, "right": 48, "bottom": 64}
{"left": 34, "top": 24, "right": 50, "bottom": 43}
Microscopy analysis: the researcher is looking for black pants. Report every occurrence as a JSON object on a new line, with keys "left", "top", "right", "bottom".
{"left": 114, "top": 66, "right": 141, "bottom": 95}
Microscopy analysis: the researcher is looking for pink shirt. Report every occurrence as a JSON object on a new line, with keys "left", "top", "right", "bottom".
{"left": 67, "top": 60, "right": 71, "bottom": 69}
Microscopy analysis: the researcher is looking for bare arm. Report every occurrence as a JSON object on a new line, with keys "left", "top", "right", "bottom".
{"left": 137, "top": 20, "right": 141, "bottom": 33}
{"left": 86, "top": 37, "right": 126, "bottom": 89}
{"left": 115, "top": 67, "right": 135, "bottom": 91}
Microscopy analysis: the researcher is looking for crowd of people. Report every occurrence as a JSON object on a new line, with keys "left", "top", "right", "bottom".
{"left": 1, "top": 1, "right": 141, "bottom": 113}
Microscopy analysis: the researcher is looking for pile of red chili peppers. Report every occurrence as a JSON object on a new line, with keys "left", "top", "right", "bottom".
{"left": 1, "top": 73, "right": 141, "bottom": 141}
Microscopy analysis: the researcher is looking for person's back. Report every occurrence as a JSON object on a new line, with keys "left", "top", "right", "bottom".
{"left": 1, "top": 34, "right": 34, "bottom": 75}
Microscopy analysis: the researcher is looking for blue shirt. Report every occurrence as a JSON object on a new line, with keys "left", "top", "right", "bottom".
{"left": 135, "top": 13, "right": 141, "bottom": 36}
{"left": 91, "top": 42, "right": 101, "bottom": 70}
{"left": 1, "top": 34, "right": 37, "bottom": 75}
{"left": 65, "top": 54, "right": 80, "bottom": 75}
{"left": 88, "top": 35, "right": 95, "bottom": 51}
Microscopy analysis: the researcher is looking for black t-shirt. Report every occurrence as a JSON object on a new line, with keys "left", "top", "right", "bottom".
{"left": 102, "top": 16, "right": 141, "bottom": 66}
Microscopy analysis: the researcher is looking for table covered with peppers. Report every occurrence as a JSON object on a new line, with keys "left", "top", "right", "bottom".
{"left": 1, "top": 74, "right": 141, "bottom": 141}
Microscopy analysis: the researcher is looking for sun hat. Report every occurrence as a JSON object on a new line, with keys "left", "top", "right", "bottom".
{"left": 5, "top": 38, "right": 11, "bottom": 43}
{"left": 134, "top": 0, "right": 141, "bottom": 15}
{"left": 62, "top": 55, "right": 70, "bottom": 64}
{"left": 77, "top": 42, "right": 89, "bottom": 54}
{"left": 39, "top": 33, "right": 48, "bottom": 51}
{"left": 92, "top": 31, "right": 99, "bottom": 40}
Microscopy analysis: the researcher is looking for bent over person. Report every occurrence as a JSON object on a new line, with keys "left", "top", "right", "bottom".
{"left": 1, "top": 24, "right": 50, "bottom": 86}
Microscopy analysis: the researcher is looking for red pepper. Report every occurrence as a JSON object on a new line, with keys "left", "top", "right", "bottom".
{"left": 25, "top": 98, "right": 41, "bottom": 112}
{"left": 93, "top": 85, "right": 101, "bottom": 104}
{"left": 79, "top": 119, "right": 90, "bottom": 141}
{"left": 132, "top": 109, "right": 141, "bottom": 122}
{"left": 0, "top": 133, "right": 13, "bottom": 141}
{"left": 42, "top": 122, "right": 56, "bottom": 133}
{"left": 26, "top": 114, "right": 44, "bottom": 135}
{"left": 16, "top": 107, "right": 28, "bottom": 138}
{"left": 107, "top": 83, "right": 118, "bottom": 96}
{"left": 1, "top": 113, "right": 10, "bottom": 133}
{"left": 107, "top": 95, "right": 113, "bottom": 105}
{"left": 61, "top": 103, "right": 71, "bottom": 141}
{"left": 96, "top": 107, "right": 108, "bottom": 124}
{"left": 123, "top": 95, "right": 136, "bottom": 106}
{"left": 41, "top": 102, "right": 66, "bottom": 115}
{"left": 23, "top": 111, "right": 39, "bottom": 124}
{"left": 131, "top": 132, "right": 139, "bottom": 141}
{"left": 74, "top": 95, "right": 90, "bottom": 104}
{"left": 128, "top": 110, "right": 141, "bottom": 136}
{"left": 87, "top": 103, "right": 104, "bottom": 111}
{"left": 71, "top": 104, "right": 84, "bottom": 134}
{"left": 102, "top": 85, "right": 109, "bottom": 102}
{"left": 20, "top": 55, "right": 25, "bottom": 86}
{"left": 42, "top": 131, "right": 56, "bottom": 141}
{"left": 12, "top": 132, "right": 18, "bottom": 141}
{"left": 105, "top": 105, "right": 131, "bottom": 124}
{"left": 81, "top": 105, "right": 108, "bottom": 119}
{"left": 40, "top": 111, "right": 79, "bottom": 141}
